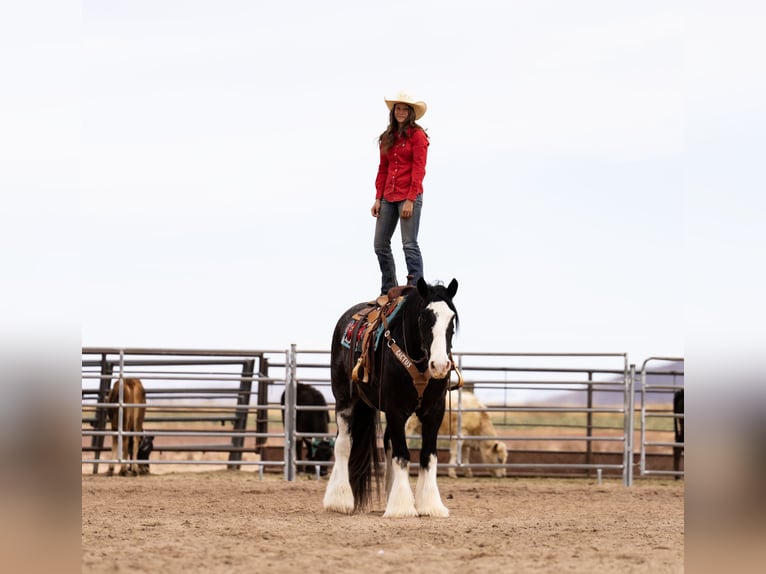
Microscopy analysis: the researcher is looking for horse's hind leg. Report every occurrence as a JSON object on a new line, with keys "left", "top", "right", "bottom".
{"left": 119, "top": 436, "right": 130, "bottom": 476}
{"left": 447, "top": 439, "right": 458, "bottom": 479}
{"left": 323, "top": 410, "right": 354, "bottom": 514}
{"left": 119, "top": 423, "right": 132, "bottom": 476}
{"left": 462, "top": 442, "right": 474, "bottom": 478}
{"left": 383, "top": 426, "right": 394, "bottom": 499}
{"left": 107, "top": 422, "right": 117, "bottom": 476}
{"left": 673, "top": 445, "right": 682, "bottom": 479}
{"left": 120, "top": 410, "right": 137, "bottom": 476}
{"left": 129, "top": 421, "right": 141, "bottom": 477}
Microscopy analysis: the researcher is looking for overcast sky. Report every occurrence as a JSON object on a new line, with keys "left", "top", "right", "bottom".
{"left": 3, "top": 4, "right": 761, "bottom": 371}
{"left": 71, "top": 0, "right": 693, "bottom": 366}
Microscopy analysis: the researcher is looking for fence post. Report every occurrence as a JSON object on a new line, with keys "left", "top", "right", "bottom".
{"left": 284, "top": 345, "right": 297, "bottom": 481}
{"left": 91, "top": 355, "right": 113, "bottom": 474}
{"left": 639, "top": 362, "right": 647, "bottom": 476}
{"left": 255, "top": 357, "right": 270, "bottom": 457}
{"left": 116, "top": 351, "right": 125, "bottom": 471}
{"left": 624, "top": 363, "right": 636, "bottom": 486}
{"left": 585, "top": 371, "right": 593, "bottom": 477}
{"left": 228, "top": 358, "right": 255, "bottom": 470}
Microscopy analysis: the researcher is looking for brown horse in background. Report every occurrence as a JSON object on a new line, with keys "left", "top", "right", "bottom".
{"left": 107, "top": 378, "right": 148, "bottom": 476}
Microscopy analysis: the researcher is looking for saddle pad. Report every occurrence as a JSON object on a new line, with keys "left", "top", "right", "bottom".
{"left": 340, "top": 298, "right": 405, "bottom": 352}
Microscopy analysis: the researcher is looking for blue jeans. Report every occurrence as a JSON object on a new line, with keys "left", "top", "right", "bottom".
{"left": 373, "top": 196, "right": 423, "bottom": 294}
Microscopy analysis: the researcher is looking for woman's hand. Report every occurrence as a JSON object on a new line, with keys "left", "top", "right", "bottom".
{"left": 401, "top": 199, "right": 414, "bottom": 219}
{"left": 371, "top": 199, "right": 381, "bottom": 217}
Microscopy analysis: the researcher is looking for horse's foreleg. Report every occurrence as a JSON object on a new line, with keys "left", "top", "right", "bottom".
{"left": 382, "top": 418, "right": 417, "bottom": 518}
{"left": 323, "top": 411, "right": 354, "bottom": 514}
{"left": 415, "top": 420, "right": 449, "bottom": 517}
{"left": 415, "top": 452, "right": 449, "bottom": 517}
{"left": 383, "top": 457, "right": 417, "bottom": 517}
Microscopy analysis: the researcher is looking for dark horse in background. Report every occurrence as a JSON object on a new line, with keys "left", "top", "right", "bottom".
{"left": 323, "top": 277, "right": 460, "bottom": 517}
{"left": 673, "top": 389, "right": 684, "bottom": 479}
{"left": 280, "top": 382, "right": 334, "bottom": 476}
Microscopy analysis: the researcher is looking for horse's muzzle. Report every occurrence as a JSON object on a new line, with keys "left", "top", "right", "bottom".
{"left": 429, "top": 358, "right": 452, "bottom": 380}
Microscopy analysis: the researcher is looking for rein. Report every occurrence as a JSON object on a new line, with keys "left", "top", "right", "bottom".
{"left": 381, "top": 307, "right": 463, "bottom": 408}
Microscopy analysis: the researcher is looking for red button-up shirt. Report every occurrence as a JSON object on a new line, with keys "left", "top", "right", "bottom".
{"left": 375, "top": 127, "right": 429, "bottom": 202}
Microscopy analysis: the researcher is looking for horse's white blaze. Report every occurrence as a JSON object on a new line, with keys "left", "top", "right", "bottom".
{"left": 415, "top": 454, "right": 449, "bottom": 517}
{"left": 323, "top": 414, "right": 354, "bottom": 514}
{"left": 382, "top": 457, "right": 417, "bottom": 518}
{"left": 427, "top": 301, "right": 455, "bottom": 379}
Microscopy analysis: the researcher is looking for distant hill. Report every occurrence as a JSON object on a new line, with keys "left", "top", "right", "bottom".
{"left": 536, "top": 360, "right": 684, "bottom": 407}
{"left": 633, "top": 359, "right": 684, "bottom": 404}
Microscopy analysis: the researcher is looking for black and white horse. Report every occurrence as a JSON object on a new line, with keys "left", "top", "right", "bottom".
{"left": 323, "top": 277, "right": 460, "bottom": 517}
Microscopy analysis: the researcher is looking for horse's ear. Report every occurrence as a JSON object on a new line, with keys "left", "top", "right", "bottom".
{"left": 447, "top": 278, "right": 458, "bottom": 298}
{"left": 416, "top": 276, "right": 429, "bottom": 298}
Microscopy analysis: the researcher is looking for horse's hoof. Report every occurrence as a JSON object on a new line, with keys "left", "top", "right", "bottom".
{"left": 383, "top": 507, "right": 419, "bottom": 518}
{"left": 417, "top": 505, "right": 449, "bottom": 518}
{"left": 106, "top": 469, "right": 114, "bottom": 477}
{"left": 326, "top": 507, "right": 354, "bottom": 515}
{"left": 323, "top": 502, "right": 355, "bottom": 515}
{"left": 323, "top": 486, "right": 355, "bottom": 515}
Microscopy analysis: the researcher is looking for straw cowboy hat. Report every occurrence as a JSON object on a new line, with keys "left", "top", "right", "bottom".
{"left": 384, "top": 91, "right": 427, "bottom": 120}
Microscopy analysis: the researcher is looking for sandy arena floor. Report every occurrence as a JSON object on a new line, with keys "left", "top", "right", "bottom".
{"left": 81, "top": 470, "right": 683, "bottom": 574}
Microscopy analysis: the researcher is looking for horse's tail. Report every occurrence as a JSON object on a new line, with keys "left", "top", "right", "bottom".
{"left": 348, "top": 400, "right": 381, "bottom": 512}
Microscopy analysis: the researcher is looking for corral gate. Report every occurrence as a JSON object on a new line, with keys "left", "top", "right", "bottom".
{"left": 82, "top": 347, "right": 288, "bottom": 477}
{"left": 639, "top": 357, "right": 685, "bottom": 478}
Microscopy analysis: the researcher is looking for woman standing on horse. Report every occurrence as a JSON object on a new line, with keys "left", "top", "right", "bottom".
{"left": 371, "top": 91, "right": 429, "bottom": 296}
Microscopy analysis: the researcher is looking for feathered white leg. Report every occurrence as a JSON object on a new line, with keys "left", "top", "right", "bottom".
{"left": 415, "top": 454, "right": 449, "bottom": 517}
{"left": 383, "top": 457, "right": 417, "bottom": 518}
{"left": 323, "top": 415, "right": 354, "bottom": 514}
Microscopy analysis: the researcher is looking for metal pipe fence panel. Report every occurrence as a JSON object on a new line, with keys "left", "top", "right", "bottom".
{"left": 81, "top": 347, "right": 289, "bottom": 475}
{"left": 82, "top": 347, "right": 683, "bottom": 484}
{"left": 639, "top": 357, "right": 685, "bottom": 478}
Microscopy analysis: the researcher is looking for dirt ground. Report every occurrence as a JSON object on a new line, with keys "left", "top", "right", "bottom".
{"left": 81, "top": 469, "right": 683, "bottom": 574}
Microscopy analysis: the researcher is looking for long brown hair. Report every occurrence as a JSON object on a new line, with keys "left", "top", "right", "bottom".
{"left": 378, "top": 105, "right": 428, "bottom": 154}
